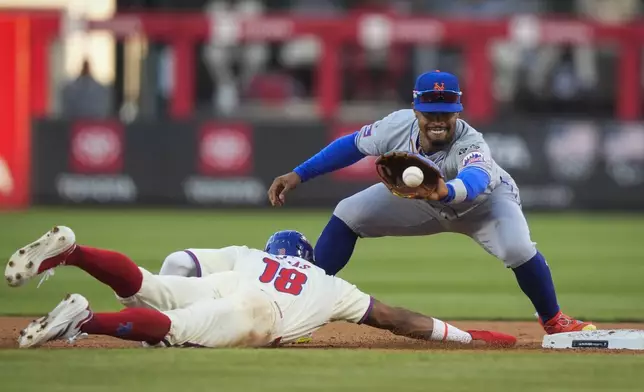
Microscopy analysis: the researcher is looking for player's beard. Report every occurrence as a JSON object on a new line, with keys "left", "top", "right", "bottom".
{"left": 421, "top": 128, "right": 453, "bottom": 152}
{"left": 430, "top": 138, "right": 450, "bottom": 148}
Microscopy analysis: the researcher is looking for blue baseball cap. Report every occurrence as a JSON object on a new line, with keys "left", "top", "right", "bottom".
{"left": 413, "top": 70, "right": 463, "bottom": 113}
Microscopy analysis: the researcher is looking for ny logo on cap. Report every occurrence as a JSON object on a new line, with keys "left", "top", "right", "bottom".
{"left": 434, "top": 82, "right": 445, "bottom": 91}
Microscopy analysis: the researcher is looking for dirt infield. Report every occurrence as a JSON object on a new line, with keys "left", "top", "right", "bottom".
{"left": 1, "top": 317, "right": 643, "bottom": 353}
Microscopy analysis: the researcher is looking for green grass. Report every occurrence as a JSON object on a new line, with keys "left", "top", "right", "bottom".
{"left": 0, "top": 208, "right": 643, "bottom": 391}
{"left": 1, "top": 349, "right": 643, "bottom": 392}
{"left": 0, "top": 208, "right": 642, "bottom": 320}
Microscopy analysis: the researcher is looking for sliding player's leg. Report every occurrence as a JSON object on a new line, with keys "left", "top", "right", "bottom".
{"left": 5, "top": 226, "right": 223, "bottom": 311}
{"left": 19, "top": 286, "right": 281, "bottom": 349}
{"left": 17, "top": 293, "right": 170, "bottom": 348}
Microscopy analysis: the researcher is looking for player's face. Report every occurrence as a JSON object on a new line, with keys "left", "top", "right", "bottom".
{"left": 414, "top": 110, "right": 459, "bottom": 149}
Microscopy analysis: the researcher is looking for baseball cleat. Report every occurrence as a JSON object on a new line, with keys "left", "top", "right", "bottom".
{"left": 467, "top": 330, "right": 517, "bottom": 347}
{"left": 540, "top": 311, "right": 597, "bottom": 334}
{"left": 141, "top": 341, "right": 168, "bottom": 348}
{"left": 5, "top": 226, "right": 76, "bottom": 287}
{"left": 18, "top": 293, "right": 93, "bottom": 348}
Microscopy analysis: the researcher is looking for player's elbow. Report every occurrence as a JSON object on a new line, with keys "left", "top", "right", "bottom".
{"left": 159, "top": 251, "right": 198, "bottom": 277}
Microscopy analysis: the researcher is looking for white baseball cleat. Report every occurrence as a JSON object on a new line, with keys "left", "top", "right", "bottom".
{"left": 18, "top": 293, "right": 93, "bottom": 348}
{"left": 5, "top": 226, "right": 76, "bottom": 288}
{"left": 141, "top": 341, "right": 168, "bottom": 348}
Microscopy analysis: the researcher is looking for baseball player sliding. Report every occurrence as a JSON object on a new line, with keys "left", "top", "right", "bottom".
{"left": 5, "top": 226, "right": 515, "bottom": 348}
{"left": 268, "top": 70, "right": 596, "bottom": 335}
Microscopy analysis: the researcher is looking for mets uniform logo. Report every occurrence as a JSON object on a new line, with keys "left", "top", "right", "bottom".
{"left": 360, "top": 124, "right": 373, "bottom": 137}
{"left": 462, "top": 151, "right": 485, "bottom": 167}
{"left": 434, "top": 82, "right": 445, "bottom": 91}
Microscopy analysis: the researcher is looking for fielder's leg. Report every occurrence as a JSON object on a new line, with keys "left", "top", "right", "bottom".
{"left": 315, "top": 183, "right": 446, "bottom": 275}
{"left": 455, "top": 182, "right": 596, "bottom": 334}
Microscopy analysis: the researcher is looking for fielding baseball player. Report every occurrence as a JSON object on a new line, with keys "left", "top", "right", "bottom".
{"left": 268, "top": 70, "right": 596, "bottom": 335}
{"left": 5, "top": 226, "right": 516, "bottom": 348}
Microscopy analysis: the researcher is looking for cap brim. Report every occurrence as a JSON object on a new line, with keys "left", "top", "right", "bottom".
{"left": 415, "top": 103, "right": 463, "bottom": 113}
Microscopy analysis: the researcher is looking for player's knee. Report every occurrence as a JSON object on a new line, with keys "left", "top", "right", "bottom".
{"left": 333, "top": 198, "right": 367, "bottom": 232}
{"left": 159, "top": 251, "right": 198, "bottom": 277}
{"left": 500, "top": 242, "right": 536, "bottom": 268}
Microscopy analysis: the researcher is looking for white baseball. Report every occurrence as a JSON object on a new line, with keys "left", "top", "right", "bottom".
{"left": 402, "top": 166, "right": 424, "bottom": 187}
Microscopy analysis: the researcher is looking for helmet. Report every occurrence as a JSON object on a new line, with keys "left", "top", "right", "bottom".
{"left": 264, "top": 230, "right": 314, "bottom": 263}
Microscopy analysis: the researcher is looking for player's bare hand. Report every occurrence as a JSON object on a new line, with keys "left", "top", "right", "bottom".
{"left": 268, "top": 172, "right": 302, "bottom": 206}
{"left": 427, "top": 178, "right": 449, "bottom": 201}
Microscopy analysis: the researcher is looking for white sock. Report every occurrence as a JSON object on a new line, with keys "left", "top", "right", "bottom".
{"left": 430, "top": 318, "right": 472, "bottom": 344}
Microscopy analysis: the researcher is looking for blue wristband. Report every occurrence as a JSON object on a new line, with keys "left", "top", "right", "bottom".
{"left": 440, "top": 184, "right": 455, "bottom": 203}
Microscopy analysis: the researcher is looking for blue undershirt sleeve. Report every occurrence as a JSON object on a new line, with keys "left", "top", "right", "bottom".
{"left": 440, "top": 166, "right": 491, "bottom": 203}
{"left": 293, "top": 132, "right": 366, "bottom": 183}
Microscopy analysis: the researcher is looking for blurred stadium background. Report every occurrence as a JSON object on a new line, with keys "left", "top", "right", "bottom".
{"left": 0, "top": 0, "right": 643, "bottom": 320}
{"left": 2, "top": 0, "right": 644, "bottom": 210}
{"left": 1, "top": 3, "right": 644, "bottom": 390}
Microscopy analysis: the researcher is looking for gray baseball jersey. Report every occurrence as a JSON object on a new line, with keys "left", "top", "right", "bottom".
{"left": 354, "top": 109, "right": 516, "bottom": 216}
{"left": 334, "top": 109, "right": 535, "bottom": 268}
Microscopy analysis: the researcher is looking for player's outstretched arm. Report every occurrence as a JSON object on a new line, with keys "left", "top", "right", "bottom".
{"left": 362, "top": 299, "right": 443, "bottom": 341}
{"left": 268, "top": 132, "right": 366, "bottom": 206}
{"left": 268, "top": 110, "right": 409, "bottom": 206}
{"left": 440, "top": 143, "right": 493, "bottom": 204}
{"left": 362, "top": 299, "right": 516, "bottom": 346}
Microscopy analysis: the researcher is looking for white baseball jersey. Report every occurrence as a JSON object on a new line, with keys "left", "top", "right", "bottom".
{"left": 181, "top": 247, "right": 372, "bottom": 343}
{"left": 354, "top": 109, "right": 516, "bottom": 215}
{"left": 117, "top": 246, "right": 371, "bottom": 347}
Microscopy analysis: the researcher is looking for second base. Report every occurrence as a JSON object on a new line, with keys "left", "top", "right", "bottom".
{"left": 542, "top": 329, "right": 644, "bottom": 350}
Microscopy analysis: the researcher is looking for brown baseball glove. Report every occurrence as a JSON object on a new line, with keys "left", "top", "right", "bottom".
{"left": 375, "top": 152, "right": 444, "bottom": 200}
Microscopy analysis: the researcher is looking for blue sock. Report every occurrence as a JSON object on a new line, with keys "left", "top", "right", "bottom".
{"left": 314, "top": 215, "right": 358, "bottom": 275}
{"left": 511, "top": 251, "right": 560, "bottom": 322}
